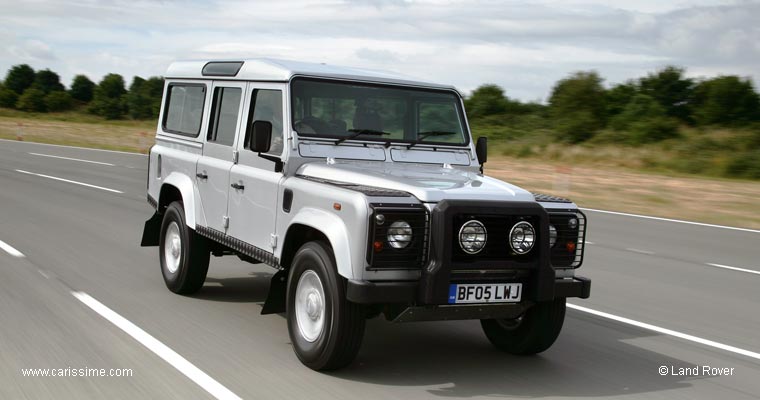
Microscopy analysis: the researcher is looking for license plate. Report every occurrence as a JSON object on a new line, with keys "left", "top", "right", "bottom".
{"left": 448, "top": 283, "right": 522, "bottom": 304}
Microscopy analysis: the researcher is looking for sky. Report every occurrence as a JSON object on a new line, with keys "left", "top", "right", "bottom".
{"left": 1, "top": 0, "right": 759, "bottom": 101}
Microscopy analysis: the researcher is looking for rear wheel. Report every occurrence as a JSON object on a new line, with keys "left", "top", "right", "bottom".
{"left": 286, "top": 241, "right": 366, "bottom": 370}
{"left": 159, "top": 201, "right": 210, "bottom": 294}
{"left": 481, "top": 298, "right": 566, "bottom": 355}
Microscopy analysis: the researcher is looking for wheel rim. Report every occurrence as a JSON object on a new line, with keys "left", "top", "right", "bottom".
{"left": 295, "top": 270, "right": 326, "bottom": 343}
{"left": 496, "top": 315, "right": 524, "bottom": 331}
{"left": 164, "top": 221, "right": 182, "bottom": 274}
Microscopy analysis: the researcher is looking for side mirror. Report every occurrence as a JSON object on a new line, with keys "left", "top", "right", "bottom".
{"left": 476, "top": 136, "right": 487, "bottom": 173}
{"left": 249, "top": 120, "right": 272, "bottom": 153}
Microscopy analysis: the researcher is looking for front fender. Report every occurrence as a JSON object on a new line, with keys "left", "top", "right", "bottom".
{"left": 288, "top": 207, "right": 354, "bottom": 279}
{"left": 161, "top": 172, "right": 203, "bottom": 229}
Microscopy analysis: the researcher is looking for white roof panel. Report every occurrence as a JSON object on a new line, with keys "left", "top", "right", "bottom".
{"left": 165, "top": 58, "right": 457, "bottom": 91}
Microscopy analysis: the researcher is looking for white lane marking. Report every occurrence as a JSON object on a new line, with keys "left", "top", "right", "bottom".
{"left": 0, "top": 239, "right": 25, "bottom": 257}
{"left": 0, "top": 138, "right": 147, "bottom": 156}
{"left": 16, "top": 169, "right": 123, "bottom": 194}
{"left": 581, "top": 208, "right": 760, "bottom": 234}
{"left": 568, "top": 303, "right": 760, "bottom": 361}
{"left": 706, "top": 263, "right": 760, "bottom": 276}
{"left": 29, "top": 152, "right": 115, "bottom": 166}
{"left": 72, "top": 292, "right": 242, "bottom": 400}
{"left": 625, "top": 247, "right": 655, "bottom": 255}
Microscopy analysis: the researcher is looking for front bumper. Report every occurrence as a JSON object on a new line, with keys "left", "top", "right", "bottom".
{"left": 347, "top": 276, "right": 590, "bottom": 305}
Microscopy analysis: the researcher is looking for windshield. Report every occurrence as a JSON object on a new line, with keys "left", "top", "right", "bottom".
{"left": 290, "top": 78, "right": 469, "bottom": 146}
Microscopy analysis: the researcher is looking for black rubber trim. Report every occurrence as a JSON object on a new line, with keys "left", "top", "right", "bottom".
{"left": 346, "top": 280, "right": 417, "bottom": 304}
{"left": 554, "top": 276, "right": 591, "bottom": 299}
{"left": 147, "top": 194, "right": 158, "bottom": 210}
{"left": 282, "top": 189, "right": 293, "bottom": 213}
{"left": 297, "top": 175, "right": 412, "bottom": 197}
{"left": 195, "top": 225, "right": 281, "bottom": 270}
{"left": 533, "top": 193, "right": 572, "bottom": 203}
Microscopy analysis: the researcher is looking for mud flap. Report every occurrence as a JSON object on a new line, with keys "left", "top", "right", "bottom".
{"left": 261, "top": 269, "right": 288, "bottom": 315}
{"left": 140, "top": 212, "right": 162, "bottom": 247}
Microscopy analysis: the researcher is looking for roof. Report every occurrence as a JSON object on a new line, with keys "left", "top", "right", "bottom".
{"left": 164, "top": 58, "right": 457, "bottom": 91}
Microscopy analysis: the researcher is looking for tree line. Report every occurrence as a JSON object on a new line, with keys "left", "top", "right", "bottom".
{"left": 466, "top": 66, "right": 760, "bottom": 144}
{"left": 0, "top": 64, "right": 163, "bottom": 120}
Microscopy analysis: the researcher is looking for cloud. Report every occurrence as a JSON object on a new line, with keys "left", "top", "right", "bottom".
{"left": 0, "top": 0, "right": 758, "bottom": 98}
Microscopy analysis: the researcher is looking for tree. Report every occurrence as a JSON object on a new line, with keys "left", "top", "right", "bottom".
{"left": 4, "top": 64, "right": 36, "bottom": 94}
{"left": 69, "top": 74, "right": 95, "bottom": 102}
{"left": 127, "top": 76, "right": 164, "bottom": 119}
{"left": 605, "top": 81, "right": 638, "bottom": 117}
{"left": 0, "top": 85, "right": 19, "bottom": 108}
{"left": 32, "top": 69, "right": 65, "bottom": 94}
{"left": 610, "top": 94, "right": 679, "bottom": 144}
{"left": 90, "top": 73, "right": 127, "bottom": 119}
{"left": 16, "top": 88, "right": 47, "bottom": 112}
{"left": 549, "top": 71, "right": 607, "bottom": 142}
{"left": 692, "top": 76, "right": 760, "bottom": 125}
{"left": 639, "top": 66, "right": 694, "bottom": 122}
{"left": 465, "top": 84, "right": 509, "bottom": 118}
{"left": 44, "top": 91, "right": 74, "bottom": 112}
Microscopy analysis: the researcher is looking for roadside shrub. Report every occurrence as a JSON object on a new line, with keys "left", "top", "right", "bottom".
{"left": 627, "top": 117, "right": 679, "bottom": 144}
{"left": 725, "top": 151, "right": 760, "bottom": 179}
{"left": 16, "top": 88, "right": 47, "bottom": 112}
{"left": 554, "top": 110, "right": 599, "bottom": 143}
{"left": 0, "top": 88, "right": 19, "bottom": 108}
{"left": 44, "top": 91, "right": 74, "bottom": 112}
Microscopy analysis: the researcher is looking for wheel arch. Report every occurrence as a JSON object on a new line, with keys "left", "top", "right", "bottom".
{"left": 280, "top": 209, "right": 354, "bottom": 279}
{"left": 159, "top": 172, "right": 200, "bottom": 229}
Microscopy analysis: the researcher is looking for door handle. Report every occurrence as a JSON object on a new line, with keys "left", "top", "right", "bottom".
{"left": 231, "top": 182, "right": 245, "bottom": 191}
{"left": 196, "top": 172, "right": 208, "bottom": 180}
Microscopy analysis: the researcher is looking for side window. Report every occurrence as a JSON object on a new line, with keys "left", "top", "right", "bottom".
{"left": 163, "top": 84, "right": 206, "bottom": 136}
{"left": 248, "top": 89, "right": 284, "bottom": 155}
{"left": 207, "top": 87, "right": 242, "bottom": 146}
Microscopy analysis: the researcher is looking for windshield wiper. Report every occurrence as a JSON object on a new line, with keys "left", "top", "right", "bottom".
{"left": 335, "top": 129, "right": 392, "bottom": 145}
{"left": 406, "top": 131, "right": 457, "bottom": 149}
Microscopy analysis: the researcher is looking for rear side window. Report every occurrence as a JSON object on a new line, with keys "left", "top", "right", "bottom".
{"left": 207, "top": 87, "right": 242, "bottom": 146}
{"left": 163, "top": 84, "right": 206, "bottom": 136}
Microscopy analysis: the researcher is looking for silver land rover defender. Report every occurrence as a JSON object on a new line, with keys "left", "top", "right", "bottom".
{"left": 141, "top": 58, "right": 590, "bottom": 371}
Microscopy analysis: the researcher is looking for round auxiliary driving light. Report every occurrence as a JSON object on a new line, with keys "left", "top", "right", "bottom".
{"left": 509, "top": 221, "right": 535, "bottom": 254}
{"left": 387, "top": 221, "right": 412, "bottom": 249}
{"left": 375, "top": 214, "right": 386, "bottom": 226}
{"left": 459, "top": 220, "right": 487, "bottom": 254}
{"left": 549, "top": 224, "right": 558, "bottom": 248}
{"left": 568, "top": 218, "right": 578, "bottom": 230}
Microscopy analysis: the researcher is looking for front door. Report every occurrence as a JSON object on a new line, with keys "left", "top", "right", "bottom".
{"left": 196, "top": 81, "right": 246, "bottom": 232}
{"left": 227, "top": 83, "right": 286, "bottom": 253}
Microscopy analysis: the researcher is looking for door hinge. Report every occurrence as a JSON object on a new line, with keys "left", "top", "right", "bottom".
{"left": 270, "top": 234, "right": 278, "bottom": 249}
{"left": 233, "top": 150, "right": 239, "bottom": 164}
{"left": 223, "top": 216, "right": 229, "bottom": 229}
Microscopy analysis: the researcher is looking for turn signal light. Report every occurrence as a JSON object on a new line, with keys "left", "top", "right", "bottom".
{"left": 566, "top": 241, "right": 576, "bottom": 253}
{"left": 373, "top": 241, "right": 383, "bottom": 252}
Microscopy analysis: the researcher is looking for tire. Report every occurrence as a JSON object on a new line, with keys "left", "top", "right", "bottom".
{"left": 286, "top": 241, "right": 366, "bottom": 371}
{"left": 480, "top": 298, "right": 566, "bottom": 355}
{"left": 159, "top": 201, "right": 210, "bottom": 295}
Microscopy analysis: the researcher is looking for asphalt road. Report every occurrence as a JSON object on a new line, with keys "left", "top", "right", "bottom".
{"left": 1, "top": 138, "right": 759, "bottom": 400}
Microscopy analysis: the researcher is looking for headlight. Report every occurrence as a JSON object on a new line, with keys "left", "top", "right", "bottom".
{"left": 387, "top": 220, "right": 412, "bottom": 249}
{"left": 509, "top": 221, "right": 535, "bottom": 254}
{"left": 459, "top": 220, "right": 487, "bottom": 254}
{"left": 549, "top": 224, "right": 557, "bottom": 248}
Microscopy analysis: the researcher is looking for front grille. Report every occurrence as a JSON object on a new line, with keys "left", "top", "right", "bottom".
{"left": 451, "top": 214, "right": 541, "bottom": 263}
{"left": 548, "top": 210, "right": 586, "bottom": 268}
{"left": 367, "top": 205, "right": 429, "bottom": 269}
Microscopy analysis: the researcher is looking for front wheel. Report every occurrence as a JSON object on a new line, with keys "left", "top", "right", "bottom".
{"left": 481, "top": 298, "right": 566, "bottom": 355}
{"left": 159, "top": 201, "right": 210, "bottom": 294}
{"left": 286, "top": 241, "right": 366, "bottom": 371}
